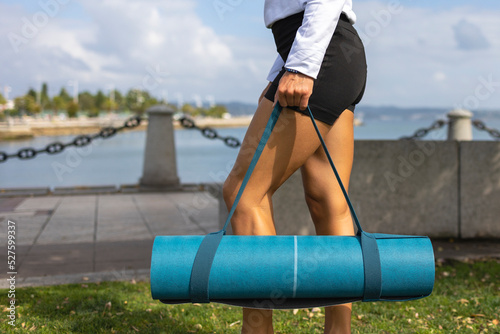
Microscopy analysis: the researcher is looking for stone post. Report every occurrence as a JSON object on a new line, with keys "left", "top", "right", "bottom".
{"left": 447, "top": 109, "right": 473, "bottom": 141}
{"left": 139, "top": 105, "right": 180, "bottom": 190}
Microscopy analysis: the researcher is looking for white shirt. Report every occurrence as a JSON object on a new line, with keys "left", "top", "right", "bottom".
{"left": 264, "top": 0, "right": 356, "bottom": 81}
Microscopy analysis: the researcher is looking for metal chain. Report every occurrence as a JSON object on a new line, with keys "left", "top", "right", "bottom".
{"left": 472, "top": 119, "right": 500, "bottom": 140}
{"left": 0, "top": 114, "right": 242, "bottom": 163}
{"left": 400, "top": 119, "right": 448, "bottom": 140}
{"left": 0, "top": 115, "right": 143, "bottom": 163}
{"left": 178, "top": 116, "right": 241, "bottom": 148}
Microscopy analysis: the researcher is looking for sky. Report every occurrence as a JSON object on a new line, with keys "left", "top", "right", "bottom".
{"left": 1, "top": 0, "right": 500, "bottom": 110}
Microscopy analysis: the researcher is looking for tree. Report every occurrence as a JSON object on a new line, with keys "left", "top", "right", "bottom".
{"left": 27, "top": 88, "right": 37, "bottom": 102}
{"left": 103, "top": 99, "right": 118, "bottom": 112}
{"left": 125, "top": 89, "right": 160, "bottom": 114}
{"left": 206, "top": 104, "right": 228, "bottom": 118}
{"left": 59, "top": 88, "right": 72, "bottom": 103}
{"left": 95, "top": 90, "right": 106, "bottom": 111}
{"left": 14, "top": 95, "right": 38, "bottom": 115}
{"left": 181, "top": 103, "right": 197, "bottom": 116}
{"left": 52, "top": 96, "right": 66, "bottom": 113}
{"left": 78, "top": 91, "right": 96, "bottom": 112}
{"left": 125, "top": 89, "right": 145, "bottom": 113}
{"left": 0, "top": 92, "right": 6, "bottom": 105}
{"left": 41, "top": 82, "right": 50, "bottom": 110}
{"left": 66, "top": 101, "right": 79, "bottom": 118}
{"left": 110, "top": 89, "right": 125, "bottom": 111}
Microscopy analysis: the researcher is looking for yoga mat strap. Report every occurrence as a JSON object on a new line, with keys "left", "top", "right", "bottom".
{"left": 189, "top": 230, "right": 224, "bottom": 303}
{"left": 189, "top": 104, "right": 383, "bottom": 304}
{"left": 305, "top": 106, "right": 383, "bottom": 301}
{"left": 361, "top": 232, "right": 382, "bottom": 301}
{"left": 189, "top": 104, "right": 282, "bottom": 303}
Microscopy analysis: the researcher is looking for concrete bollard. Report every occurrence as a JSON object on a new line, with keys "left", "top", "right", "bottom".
{"left": 139, "top": 105, "right": 180, "bottom": 190}
{"left": 447, "top": 109, "right": 473, "bottom": 141}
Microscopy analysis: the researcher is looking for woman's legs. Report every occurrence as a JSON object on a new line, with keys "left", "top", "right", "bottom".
{"left": 223, "top": 98, "right": 333, "bottom": 333}
{"left": 223, "top": 98, "right": 334, "bottom": 236}
{"left": 301, "top": 109, "right": 355, "bottom": 334}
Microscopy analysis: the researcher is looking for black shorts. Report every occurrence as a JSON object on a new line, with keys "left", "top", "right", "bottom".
{"left": 264, "top": 12, "right": 367, "bottom": 125}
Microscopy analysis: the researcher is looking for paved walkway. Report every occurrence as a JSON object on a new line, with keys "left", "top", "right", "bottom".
{"left": 0, "top": 189, "right": 499, "bottom": 288}
{"left": 0, "top": 189, "right": 219, "bottom": 288}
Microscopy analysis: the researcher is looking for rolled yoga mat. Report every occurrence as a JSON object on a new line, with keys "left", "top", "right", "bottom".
{"left": 150, "top": 105, "right": 435, "bottom": 309}
{"left": 150, "top": 234, "right": 434, "bottom": 309}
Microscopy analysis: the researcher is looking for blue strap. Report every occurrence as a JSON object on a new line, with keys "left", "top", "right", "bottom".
{"left": 188, "top": 104, "right": 381, "bottom": 303}
{"left": 305, "top": 107, "right": 362, "bottom": 233}
{"left": 305, "top": 106, "right": 382, "bottom": 302}
{"left": 189, "top": 230, "right": 224, "bottom": 303}
{"left": 189, "top": 104, "right": 282, "bottom": 303}
{"left": 221, "top": 104, "right": 282, "bottom": 231}
{"left": 360, "top": 231, "right": 382, "bottom": 301}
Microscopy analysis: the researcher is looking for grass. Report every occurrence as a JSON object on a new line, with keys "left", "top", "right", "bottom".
{"left": 1, "top": 259, "right": 499, "bottom": 333}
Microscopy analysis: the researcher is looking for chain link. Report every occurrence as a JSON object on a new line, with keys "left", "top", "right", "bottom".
{"left": 0, "top": 113, "right": 243, "bottom": 163}
{"left": 472, "top": 120, "right": 500, "bottom": 140}
{"left": 400, "top": 119, "right": 448, "bottom": 140}
{"left": 0, "top": 115, "right": 143, "bottom": 163}
{"left": 45, "top": 142, "right": 65, "bottom": 154}
{"left": 178, "top": 116, "right": 241, "bottom": 148}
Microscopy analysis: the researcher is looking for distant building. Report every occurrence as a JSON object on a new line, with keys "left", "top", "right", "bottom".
{"left": 1, "top": 100, "right": 14, "bottom": 112}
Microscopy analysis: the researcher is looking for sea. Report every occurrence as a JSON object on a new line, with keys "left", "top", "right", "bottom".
{"left": 1, "top": 114, "right": 499, "bottom": 189}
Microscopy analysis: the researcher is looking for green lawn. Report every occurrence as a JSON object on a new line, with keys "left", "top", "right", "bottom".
{"left": 1, "top": 259, "right": 498, "bottom": 333}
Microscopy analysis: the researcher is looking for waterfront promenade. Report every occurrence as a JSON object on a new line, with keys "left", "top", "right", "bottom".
{"left": 0, "top": 187, "right": 219, "bottom": 288}
{"left": 1, "top": 187, "right": 499, "bottom": 289}
{"left": 0, "top": 115, "right": 254, "bottom": 140}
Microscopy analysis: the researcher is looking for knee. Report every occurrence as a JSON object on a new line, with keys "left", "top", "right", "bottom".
{"left": 304, "top": 191, "right": 350, "bottom": 219}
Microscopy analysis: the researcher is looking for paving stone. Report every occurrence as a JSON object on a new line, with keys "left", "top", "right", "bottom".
{"left": 94, "top": 260, "right": 150, "bottom": 272}
{"left": 0, "top": 198, "right": 25, "bottom": 212}
{"left": 18, "top": 243, "right": 93, "bottom": 277}
{"left": 95, "top": 240, "right": 153, "bottom": 262}
{"left": 0, "top": 215, "right": 50, "bottom": 246}
{"left": 15, "top": 196, "right": 61, "bottom": 212}
{"left": 97, "top": 194, "right": 151, "bottom": 241}
{"left": 36, "top": 196, "right": 96, "bottom": 244}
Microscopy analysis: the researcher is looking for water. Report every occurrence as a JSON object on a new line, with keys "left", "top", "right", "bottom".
{"left": 0, "top": 118, "right": 498, "bottom": 189}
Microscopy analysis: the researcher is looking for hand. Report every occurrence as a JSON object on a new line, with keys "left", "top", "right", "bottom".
{"left": 274, "top": 71, "right": 314, "bottom": 110}
{"left": 259, "top": 82, "right": 273, "bottom": 104}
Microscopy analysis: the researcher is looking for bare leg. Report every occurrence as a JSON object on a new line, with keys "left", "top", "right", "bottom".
{"left": 301, "top": 110, "right": 355, "bottom": 334}
{"left": 223, "top": 98, "right": 333, "bottom": 333}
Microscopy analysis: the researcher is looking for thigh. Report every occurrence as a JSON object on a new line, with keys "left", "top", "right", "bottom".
{"left": 300, "top": 110, "right": 354, "bottom": 215}
{"left": 226, "top": 98, "right": 333, "bottom": 201}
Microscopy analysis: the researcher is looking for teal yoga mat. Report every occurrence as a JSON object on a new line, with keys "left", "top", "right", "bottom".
{"left": 151, "top": 234, "right": 434, "bottom": 309}
{"left": 150, "top": 105, "right": 435, "bottom": 309}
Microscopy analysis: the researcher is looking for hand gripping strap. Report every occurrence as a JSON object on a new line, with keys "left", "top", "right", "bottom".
{"left": 188, "top": 104, "right": 282, "bottom": 303}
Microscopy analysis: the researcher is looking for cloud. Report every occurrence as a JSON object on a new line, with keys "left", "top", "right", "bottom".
{"left": 1, "top": 1, "right": 499, "bottom": 109}
{"left": 352, "top": 1, "right": 500, "bottom": 109}
{"left": 0, "top": 0, "right": 274, "bottom": 102}
{"left": 452, "top": 19, "right": 490, "bottom": 50}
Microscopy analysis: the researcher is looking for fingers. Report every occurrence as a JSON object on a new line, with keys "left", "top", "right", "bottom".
{"left": 275, "top": 72, "right": 314, "bottom": 110}
{"left": 299, "top": 94, "right": 310, "bottom": 111}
